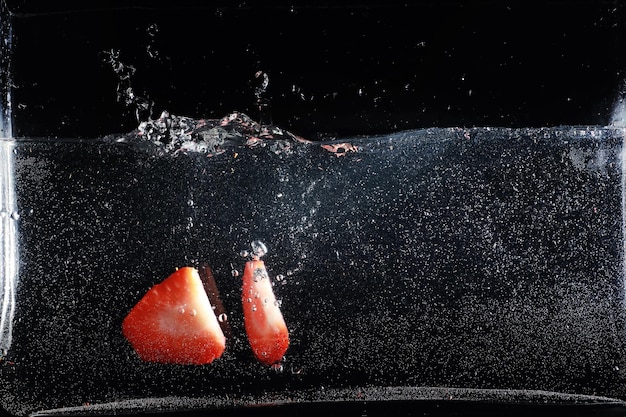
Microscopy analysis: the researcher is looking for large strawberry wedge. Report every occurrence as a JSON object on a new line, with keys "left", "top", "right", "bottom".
{"left": 122, "top": 267, "right": 226, "bottom": 365}
{"left": 242, "top": 260, "right": 289, "bottom": 365}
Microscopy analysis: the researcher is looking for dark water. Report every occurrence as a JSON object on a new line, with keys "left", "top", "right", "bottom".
{"left": 1, "top": 126, "right": 626, "bottom": 415}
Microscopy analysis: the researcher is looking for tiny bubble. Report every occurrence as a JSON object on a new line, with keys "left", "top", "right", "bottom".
{"left": 252, "top": 305, "right": 257, "bottom": 312}
{"left": 272, "top": 363, "right": 284, "bottom": 373}
{"left": 231, "top": 270, "right": 240, "bottom": 277}
{"left": 263, "top": 298, "right": 269, "bottom": 305}
{"left": 276, "top": 274, "right": 284, "bottom": 281}
{"left": 246, "top": 297, "right": 252, "bottom": 303}
{"left": 178, "top": 307, "right": 185, "bottom": 314}
{"left": 189, "top": 309, "right": 197, "bottom": 317}
{"left": 218, "top": 313, "right": 228, "bottom": 322}
{"left": 10, "top": 212, "right": 19, "bottom": 221}
{"left": 274, "top": 299, "right": 283, "bottom": 307}
{"left": 240, "top": 250, "right": 249, "bottom": 258}
{"left": 187, "top": 199, "right": 194, "bottom": 207}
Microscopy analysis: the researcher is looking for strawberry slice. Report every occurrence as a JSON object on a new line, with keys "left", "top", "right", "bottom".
{"left": 242, "top": 260, "right": 289, "bottom": 365}
{"left": 122, "top": 267, "right": 226, "bottom": 365}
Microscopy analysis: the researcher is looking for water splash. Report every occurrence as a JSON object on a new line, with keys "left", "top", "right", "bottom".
{"left": 101, "top": 49, "right": 154, "bottom": 123}
{"left": 611, "top": 94, "right": 626, "bottom": 127}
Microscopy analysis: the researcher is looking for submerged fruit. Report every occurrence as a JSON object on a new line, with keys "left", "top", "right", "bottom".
{"left": 242, "top": 260, "right": 289, "bottom": 365}
{"left": 122, "top": 267, "right": 226, "bottom": 365}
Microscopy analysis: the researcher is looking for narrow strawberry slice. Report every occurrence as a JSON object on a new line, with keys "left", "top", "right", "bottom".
{"left": 122, "top": 267, "right": 226, "bottom": 365}
{"left": 242, "top": 260, "right": 289, "bottom": 365}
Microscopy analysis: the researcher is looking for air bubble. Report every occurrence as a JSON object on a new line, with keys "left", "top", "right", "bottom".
{"left": 246, "top": 297, "right": 252, "bottom": 303}
{"left": 252, "top": 305, "right": 257, "bottom": 312}
{"left": 189, "top": 309, "right": 197, "bottom": 317}
{"left": 251, "top": 240, "right": 267, "bottom": 258}
{"left": 231, "top": 270, "right": 240, "bottom": 277}
{"left": 218, "top": 313, "right": 227, "bottom": 322}
{"left": 10, "top": 212, "right": 19, "bottom": 221}
{"left": 240, "top": 250, "right": 249, "bottom": 258}
{"left": 276, "top": 274, "right": 285, "bottom": 281}
{"left": 272, "top": 363, "right": 284, "bottom": 373}
{"left": 178, "top": 307, "right": 185, "bottom": 314}
{"left": 253, "top": 268, "right": 268, "bottom": 282}
{"left": 274, "top": 299, "right": 283, "bottom": 307}
{"left": 187, "top": 199, "right": 194, "bottom": 207}
{"left": 263, "top": 298, "right": 269, "bottom": 305}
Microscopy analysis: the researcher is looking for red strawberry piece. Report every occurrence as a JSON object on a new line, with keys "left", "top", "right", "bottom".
{"left": 242, "top": 260, "right": 289, "bottom": 365}
{"left": 122, "top": 267, "right": 226, "bottom": 365}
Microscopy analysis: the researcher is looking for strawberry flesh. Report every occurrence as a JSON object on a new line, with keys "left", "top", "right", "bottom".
{"left": 122, "top": 267, "right": 226, "bottom": 365}
{"left": 242, "top": 260, "right": 289, "bottom": 365}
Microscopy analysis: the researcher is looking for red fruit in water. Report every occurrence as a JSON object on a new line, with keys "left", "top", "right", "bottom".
{"left": 122, "top": 267, "right": 226, "bottom": 365}
{"left": 242, "top": 260, "right": 289, "bottom": 365}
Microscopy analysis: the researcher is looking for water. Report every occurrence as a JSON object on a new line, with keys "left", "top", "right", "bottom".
{"left": 1, "top": 124, "right": 626, "bottom": 415}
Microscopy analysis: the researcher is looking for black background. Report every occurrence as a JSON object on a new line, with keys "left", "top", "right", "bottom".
{"left": 3, "top": 0, "right": 626, "bottom": 139}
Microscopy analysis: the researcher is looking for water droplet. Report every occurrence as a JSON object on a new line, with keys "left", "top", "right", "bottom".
{"left": 240, "top": 250, "right": 249, "bottom": 258}
{"left": 274, "top": 299, "right": 283, "bottom": 307}
{"left": 218, "top": 313, "right": 227, "bottom": 322}
{"left": 231, "top": 270, "right": 240, "bottom": 277}
{"left": 276, "top": 274, "right": 284, "bottom": 281}
{"left": 178, "top": 307, "right": 185, "bottom": 314}
{"left": 246, "top": 297, "right": 252, "bottom": 303}
{"left": 252, "top": 305, "right": 257, "bottom": 312}
{"left": 187, "top": 199, "right": 194, "bottom": 207}
{"left": 254, "top": 292, "right": 260, "bottom": 299}
{"left": 189, "top": 309, "right": 197, "bottom": 316}
{"left": 10, "top": 212, "right": 19, "bottom": 221}
{"left": 251, "top": 240, "right": 267, "bottom": 258}
{"left": 263, "top": 298, "right": 269, "bottom": 305}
